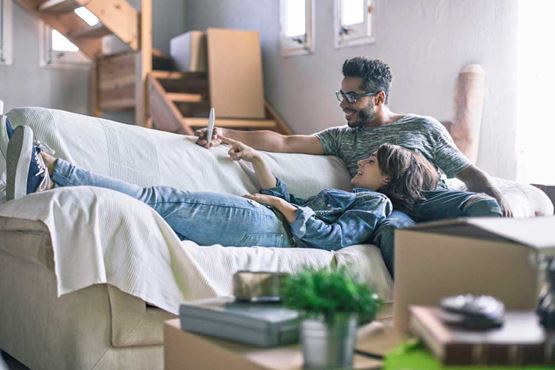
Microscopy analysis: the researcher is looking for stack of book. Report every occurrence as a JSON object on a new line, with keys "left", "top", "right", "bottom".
{"left": 409, "top": 306, "right": 555, "bottom": 366}
{"left": 179, "top": 297, "right": 299, "bottom": 347}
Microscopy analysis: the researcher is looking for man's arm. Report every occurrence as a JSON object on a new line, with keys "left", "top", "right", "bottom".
{"left": 456, "top": 164, "right": 513, "bottom": 217}
{"left": 196, "top": 127, "right": 324, "bottom": 154}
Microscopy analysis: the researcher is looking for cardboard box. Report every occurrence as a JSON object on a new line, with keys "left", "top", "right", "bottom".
{"left": 393, "top": 216, "right": 555, "bottom": 332}
{"left": 164, "top": 319, "right": 382, "bottom": 370}
{"left": 170, "top": 31, "right": 207, "bottom": 72}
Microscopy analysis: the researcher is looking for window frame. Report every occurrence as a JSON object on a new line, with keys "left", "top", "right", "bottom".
{"left": 279, "top": 0, "right": 315, "bottom": 57}
{"left": 0, "top": 0, "right": 13, "bottom": 66}
{"left": 40, "top": 24, "right": 91, "bottom": 68}
{"left": 334, "top": 0, "right": 375, "bottom": 49}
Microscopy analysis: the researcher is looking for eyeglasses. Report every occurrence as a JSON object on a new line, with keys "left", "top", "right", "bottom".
{"left": 335, "top": 90, "right": 380, "bottom": 104}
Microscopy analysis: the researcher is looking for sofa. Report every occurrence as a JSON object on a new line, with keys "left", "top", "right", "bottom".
{"left": 0, "top": 107, "right": 552, "bottom": 370}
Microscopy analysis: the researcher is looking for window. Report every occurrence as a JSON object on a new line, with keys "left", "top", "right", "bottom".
{"left": 334, "top": 0, "right": 375, "bottom": 48}
{"left": 280, "top": 0, "right": 314, "bottom": 57}
{"left": 0, "top": 0, "right": 13, "bottom": 66}
{"left": 40, "top": 7, "right": 98, "bottom": 67}
{"left": 517, "top": 0, "right": 555, "bottom": 184}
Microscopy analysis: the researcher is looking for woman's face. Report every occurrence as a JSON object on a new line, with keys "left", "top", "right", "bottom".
{"left": 351, "top": 155, "right": 390, "bottom": 190}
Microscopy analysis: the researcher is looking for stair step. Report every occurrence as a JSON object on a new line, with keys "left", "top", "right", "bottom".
{"left": 150, "top": 71, "right": 208, "bottom": 94}
{"left": 71, "top": 24, "right": 111, "bottom": 39}
{"left": 167, "top": 93, "right": 204, "bottom": 103}
{"left": 150, "top": 70, "right": 207, "bottom": 80}
{"left": 38, "top": 0, "right": 82, "bottom": 13}
{"left": 183, "top": 117, "right": 277, "bottom": 129}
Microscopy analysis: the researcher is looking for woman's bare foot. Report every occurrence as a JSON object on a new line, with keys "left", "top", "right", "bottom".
{"left": 40, "top": 151, "right": 57, "bottom": 177}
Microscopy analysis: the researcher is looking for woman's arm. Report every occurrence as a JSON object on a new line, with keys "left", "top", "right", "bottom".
{"left": 221, "top": 136, "right": 276, "bottom": 189}
{"left": 245, "top": 193, "right": 392, "bottom": 250}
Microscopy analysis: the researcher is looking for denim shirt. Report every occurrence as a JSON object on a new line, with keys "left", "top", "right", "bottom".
{"left": 260, "top": 178, "right": 392, "bottom": 250}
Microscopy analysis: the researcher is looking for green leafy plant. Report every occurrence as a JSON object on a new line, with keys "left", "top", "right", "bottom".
{"left": 280, "top": 267, "right": 383, "bottom": 322}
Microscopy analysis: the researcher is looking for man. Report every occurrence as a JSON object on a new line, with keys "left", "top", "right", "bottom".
{"left": 196, "top": 57, "right": 511, "bottom": 275}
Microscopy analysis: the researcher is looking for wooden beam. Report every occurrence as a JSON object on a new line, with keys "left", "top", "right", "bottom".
{"left": 134, "top": 0, "right": 152, "bottom": 126}
{"left": 84, "top": 0, "right": 139, "bottom": 51}
{"left": 70, "top": 24, "right": 111, "bottom": 39}
{"left": 99, "top": 75, "right": 135, "bottom": 90}
{"left": 167, "top": 93, "right": 204, "bottom": 103}
{"left": 100, "top": 98, "right": 135, "bottom": 111}
{"left": 183, "top": 117, "right": 277, "bottom": 129}
{"left": 150, "top": 70, "right": 206, "bottom": 80}
{"left": 38, "top": 0, "right": 81, "bottom": 12}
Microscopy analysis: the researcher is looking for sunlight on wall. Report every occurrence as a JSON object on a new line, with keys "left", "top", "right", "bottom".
{"left": 517, "top": 0, "right": 555, "bottom": 184}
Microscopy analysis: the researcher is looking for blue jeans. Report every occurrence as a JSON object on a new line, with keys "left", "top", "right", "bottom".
{"left": 51, "top": 159, "right": 293, "bottom": 247}
{"left": 373, "top": 190, "right": 502, "bottom": 276}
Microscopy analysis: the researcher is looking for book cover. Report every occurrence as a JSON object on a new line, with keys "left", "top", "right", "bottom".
{"left": 179, "top": 297, "right": 299, "bottom": 347}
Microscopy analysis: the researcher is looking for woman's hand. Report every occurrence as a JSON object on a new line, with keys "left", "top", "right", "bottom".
{"left": 243, "top": 193, "right": 279, "bottom": 207}
{"left": 221, "top": 136, "right": 260, "bottom": 162}
{"left": 244, "top": 194, "right": 298, "bottom": 223}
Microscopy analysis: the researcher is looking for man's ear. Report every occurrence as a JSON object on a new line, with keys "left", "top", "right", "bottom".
{"left": 374, "top": 91, "right": 386, "bottom": 105}
{"left": 382, "top": 175, "right": 391, "bottom": 186}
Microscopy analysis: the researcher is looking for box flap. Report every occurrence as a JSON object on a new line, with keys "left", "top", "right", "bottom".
{"left": 406, "top": 216, "right": 555, "bottom": 254}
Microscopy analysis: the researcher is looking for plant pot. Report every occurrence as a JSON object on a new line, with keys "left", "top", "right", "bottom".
{"left": 300, "top": 313, "right": 358, "bottom": 370}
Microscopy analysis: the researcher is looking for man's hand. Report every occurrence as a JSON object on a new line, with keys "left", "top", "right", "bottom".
{"left": 457, "top": 165, "right": 513, "bottom": 217}
{"left": 221, "top": 136, "right": 260, "bottom": 162}
{"left": 492, "top": 191, "right": 513, "bottom": 217}
{"left": 195, "top": 127, "right": 226, "bottom": 148}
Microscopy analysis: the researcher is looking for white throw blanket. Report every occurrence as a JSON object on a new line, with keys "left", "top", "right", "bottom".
{"left": 0, "top": 187, "right": 392, "bottom": 315}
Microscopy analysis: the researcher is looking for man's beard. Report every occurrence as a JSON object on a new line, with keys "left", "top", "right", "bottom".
{"left": 347, "top": 106, "right": 376, "bottom": 128}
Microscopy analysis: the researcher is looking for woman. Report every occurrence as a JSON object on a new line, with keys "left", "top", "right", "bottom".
{"left": 5, "top": 125, "right": 445, "bottom": 251}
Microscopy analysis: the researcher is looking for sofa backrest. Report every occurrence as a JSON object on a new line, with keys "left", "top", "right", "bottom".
{"left": 6, "top": 107, "right": 352, "bottom": 199}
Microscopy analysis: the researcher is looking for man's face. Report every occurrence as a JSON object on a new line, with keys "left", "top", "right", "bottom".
{"left": 339, "top": 77, "right": 377, "bottom": 128}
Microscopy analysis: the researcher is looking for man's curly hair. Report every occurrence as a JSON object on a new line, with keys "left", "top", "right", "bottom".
{"left": 342, "top": 58, "right": 392, "bottom": 103}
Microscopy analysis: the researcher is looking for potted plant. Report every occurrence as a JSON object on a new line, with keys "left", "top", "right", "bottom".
{"left": 281, "top": 267, "right": 383, "bottom": 369}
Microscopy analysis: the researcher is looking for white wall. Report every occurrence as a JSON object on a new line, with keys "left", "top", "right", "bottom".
{"left": 185, "top": 0, "right": 519, "bottom": 179}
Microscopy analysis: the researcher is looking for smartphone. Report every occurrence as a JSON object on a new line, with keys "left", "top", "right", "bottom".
{"left": 206, "top": 107, "right": 215, "bottom": 144}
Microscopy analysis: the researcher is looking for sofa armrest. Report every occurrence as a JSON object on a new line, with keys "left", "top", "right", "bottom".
{"left": 0, "top": 216, "right": 54, "bottom": 269}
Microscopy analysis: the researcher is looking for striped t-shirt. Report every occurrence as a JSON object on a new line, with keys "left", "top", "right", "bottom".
{"left": 315, "top": 114, "right": 471, "bottom": 185}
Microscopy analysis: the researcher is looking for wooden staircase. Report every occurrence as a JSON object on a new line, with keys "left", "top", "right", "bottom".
{"left": 16, "top": 0, "right": 151, "bottom": 125}
{"left": 16, "top": 0, "right": 292, "bottom": 135}
{"left": 148, "top": 71, "right": 292, "bottom": 135}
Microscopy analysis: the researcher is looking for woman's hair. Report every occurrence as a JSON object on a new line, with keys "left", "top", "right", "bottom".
{"left": 374, "top": 143, "right": 439, "bottom": 212}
